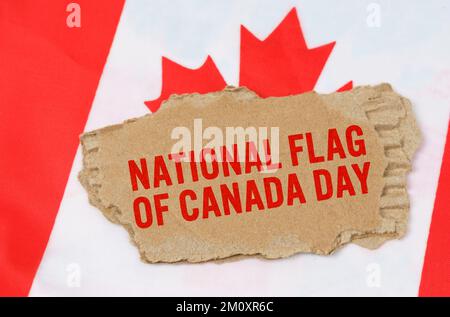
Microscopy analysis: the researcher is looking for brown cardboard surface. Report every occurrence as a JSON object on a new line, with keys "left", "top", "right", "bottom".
{"left": 79, "top": 84, "right": 420, "bottom": 262}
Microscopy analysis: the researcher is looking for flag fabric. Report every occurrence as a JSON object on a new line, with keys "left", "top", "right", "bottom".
{"left": 0, "top": 0, "right": 449, "bottom": 296}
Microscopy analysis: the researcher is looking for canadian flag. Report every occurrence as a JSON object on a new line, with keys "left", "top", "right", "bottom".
{"left": 0, "top": 0, "right": 449, "bottom": 296}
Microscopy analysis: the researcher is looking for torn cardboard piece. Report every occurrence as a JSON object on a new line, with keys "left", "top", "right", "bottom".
{"left": 79, "top": 84, "right": 420, "bottom": 262}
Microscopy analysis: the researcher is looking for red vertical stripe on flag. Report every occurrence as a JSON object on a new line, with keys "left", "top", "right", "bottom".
{"left": 419, "top": 120, "right": 450, "bottom": 296}
{"left": 0, "top": 0, "right": 124, "bottom": 296}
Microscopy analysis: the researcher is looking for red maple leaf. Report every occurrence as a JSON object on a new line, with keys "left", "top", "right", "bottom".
{"left": 336, "top": 81, "right": 353, "bottom": 92}
{"left": 144, "top": 56, "right": 226, "bottom": 112}
{"left": 145, "top": 7, "right": 352, "bottom": 112}
{"left": 240, "top": 8, "right": 351, "bottom": 97}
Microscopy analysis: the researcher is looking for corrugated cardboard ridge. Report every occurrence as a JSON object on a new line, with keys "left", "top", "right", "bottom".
{"left": 343, "top": 84, "right": 420, "bottom": 249}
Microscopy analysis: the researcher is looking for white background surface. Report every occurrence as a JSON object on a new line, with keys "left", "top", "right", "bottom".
{"left": 31, "top": 0, "right": 450, "bottom": 296}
